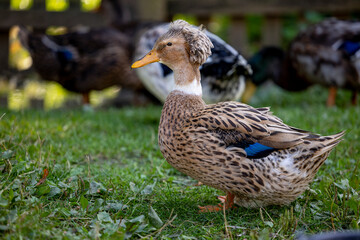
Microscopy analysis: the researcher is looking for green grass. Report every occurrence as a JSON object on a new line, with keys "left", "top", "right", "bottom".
{"left": 1, "top": 85, "right": 359, "bottom": 239}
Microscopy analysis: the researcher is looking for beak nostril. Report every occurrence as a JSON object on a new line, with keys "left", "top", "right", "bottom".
{"left": 131, "top": 50, "right": 159, "bottom": 68}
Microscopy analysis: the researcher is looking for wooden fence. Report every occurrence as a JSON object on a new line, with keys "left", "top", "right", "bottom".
{"left": 1, "top": 0, "right": 360, "bottom": 73}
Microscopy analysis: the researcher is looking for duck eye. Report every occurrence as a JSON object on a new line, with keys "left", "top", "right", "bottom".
{"left": 167, "top": 42, "right": 172, "bottom": 46}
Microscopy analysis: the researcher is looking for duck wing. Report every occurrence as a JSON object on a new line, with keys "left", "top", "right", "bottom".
{"left": 18, "top": 26, "right": 79, "bottom": 82}
{"left": 187, "top": 102, "right": 312, "bottom": 159}
{"left": 201, "top": 33, "right": 251, "bottom": 79}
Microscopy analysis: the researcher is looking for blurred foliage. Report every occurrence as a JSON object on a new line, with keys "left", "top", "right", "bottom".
{"left": 81, "top": 0, "right": 101, "bottom": 11}
{"left": 172, "top": 14, "right": 231, "bottom": 42}
{"left": 10, "top": 0, "right": 100, "bottom": 11}
{"left": 244, "top": 11, "right": 329, "bottom": 53}
{"left": 10, "top": 0, "right": 31, "bottom": 10}
{"left": 304, "top": 11, "right": 327, "bottom": 24}
{"left": 173, "top": 14, "right": 198, "bottom": 25}
{"left": 209, "top": 15, "right": 231, "bottom": 41}
{"left": 246, "top": 15, "right": 263, "bottom": 53}
{"left": 282, "top": 15, "right": 299, "bottom": 48}
{"left": 45, "top": 26, "right": 68, "bottom": 35}
{"left": 9, "top": 27, "right": 32, "bottom": 70}
{"left": 46, "top": 0, "right": 68, "bottom": 11}
{"left": 1, "top": 79, "right": 119, "bottom": 110}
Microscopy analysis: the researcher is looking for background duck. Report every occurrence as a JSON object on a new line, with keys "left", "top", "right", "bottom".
{"left": 132, "top": 20, "right": 344, "bottom": 211}
{"left": 243, "top": 46, "right": 311, "bottom": 103}
{"left": 248, "top": 18, "right": 360, "bottom": 106}
{"left": 18, "top": 26, "right": 145, "bottom": 106}
{"left": 133, "top": 23, "right": 252, "bottom": 104}
{"left": 248, "top": 46, "right": 311, "bottom": 91}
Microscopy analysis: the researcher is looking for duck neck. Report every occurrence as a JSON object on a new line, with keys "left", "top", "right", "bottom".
{"left": 172, "top": 63, "right": 202, "bottom": 96}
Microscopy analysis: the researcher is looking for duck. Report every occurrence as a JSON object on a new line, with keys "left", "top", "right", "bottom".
{"left": 248, "top": 46, "right": 311, "bottom": 91}
{"left": 131, "top": 20, "right": 344, "bottom": 211}
{"left": 133, "top": 22, "right": 252, "bottom": 104}
{"left": 243, "top": 46, "right": 312, "bottom": 103}
{"left": 290, "top": 18, "right": 360, "bottom": 106}
{"left": 242, "top": 46, "right": 313, "bottom": 103}
{"left": 247, "top": 18, "right": 360, "bottom": 106}
{"left": 18, "top": 26, "right": 144, "bottom": 106}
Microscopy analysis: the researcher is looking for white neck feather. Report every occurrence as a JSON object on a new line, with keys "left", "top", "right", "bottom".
{"left": 173, "top": 78, "right": 202, "bottom": 96}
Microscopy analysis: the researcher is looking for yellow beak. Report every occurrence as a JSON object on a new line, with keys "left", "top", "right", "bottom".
{"left": 131, "top": 50, "right": 160, "bottom": 68}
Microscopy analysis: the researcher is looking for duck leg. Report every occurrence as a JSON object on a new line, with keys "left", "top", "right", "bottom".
{"left": 326, "top": 87, "right": 337, "bottom": 107}
{"left": 199, "top": 192, "right": 235, "bottom": 212}
{"left": 81, "top": 92, "right": 94, "bottom": 111}
{"left": 82, "top": 92, "right": 90, "bottom": 105}
{"left": 351, "top": 91, "right": 358, "bottom": 105}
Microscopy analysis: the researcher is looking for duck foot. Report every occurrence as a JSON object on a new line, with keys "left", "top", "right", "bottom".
{"left": 351, "top": 91, "right": 358, "bottom": 106}
{"left": 194, "top": 181, "right": 203, "bottom": 186}
{"left": 199, "top": 192, "right": 236, "bottom": 212}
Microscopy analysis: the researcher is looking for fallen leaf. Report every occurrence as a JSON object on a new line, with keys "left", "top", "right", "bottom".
{"left": 36, "top": 169, "right": 49, "bottom": 186}
{"left": 141, "top": 182, "right": 156, "bottom": 195}
{"left": 80, "top": 195, "right": 89, "bottom": 211}
{"left": 97, "top": 211, "right": 113, "bottom": 223}
{"left": 106, "top": 201, "right": 127, "bottom": 212}
{"left": 334, "top": 179, "right": 350, "bottom": 190}
{"left": 148, "top": 206, "right": 163, "bottom": 228}
{"left": 89, "top": 181, "right": 106, "bottom": 195}
{"left": 34, "top": 184, "right": 51, "bottom": 196}
{"left": 264, "top": 221, "right": 274, "bottom": 228}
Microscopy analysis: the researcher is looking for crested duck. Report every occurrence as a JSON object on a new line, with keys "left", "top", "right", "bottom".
{"left": 132, "top": 20, "right": 344, "bottom": 211}
{"left": 133, "top": 23, "right": 252, "bottom": 103}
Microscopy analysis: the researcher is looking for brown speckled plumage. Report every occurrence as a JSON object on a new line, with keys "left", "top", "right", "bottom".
{"left": 132, "top": 20, "right": 344, "bottom": 209}
{"left": 159, "top": 91, "right": 343, "bottom": 207}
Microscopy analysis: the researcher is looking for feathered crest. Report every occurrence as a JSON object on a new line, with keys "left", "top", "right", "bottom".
{"left": 158, "top": 20, "right": 214, "bottom": 65}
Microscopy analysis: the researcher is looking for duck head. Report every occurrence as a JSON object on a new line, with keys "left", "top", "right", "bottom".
{"left": 132, "top": 20, "right": 213, "bottom": 94}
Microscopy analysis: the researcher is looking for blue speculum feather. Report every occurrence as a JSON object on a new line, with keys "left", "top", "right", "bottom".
{"left": 58, "top": 49, "right": 74, "bottom": 61}
{"left": 244, "top": 142, "right": 275, "bottom": 158}
{"left": 340, "top": 41, "right": 360, "bottom": 55}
